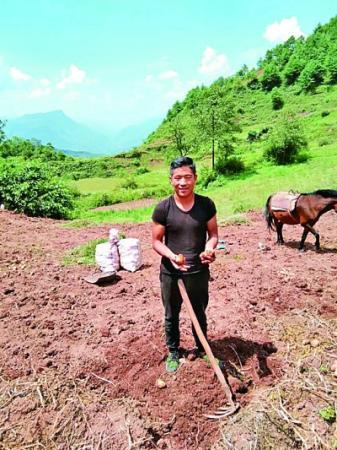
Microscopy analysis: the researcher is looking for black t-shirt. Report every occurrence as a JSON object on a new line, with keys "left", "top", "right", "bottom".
{"left": 152, "top": 194, "right": 216, "bottom": 275}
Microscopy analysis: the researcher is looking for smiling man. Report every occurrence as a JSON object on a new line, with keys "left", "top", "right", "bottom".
{"left": 152, "top": 156, "right": 218, "bottom": 373}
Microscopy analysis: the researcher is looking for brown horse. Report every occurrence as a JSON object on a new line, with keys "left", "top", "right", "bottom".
{"left": 264, "top": 190, "right": 337, "bottom": 250}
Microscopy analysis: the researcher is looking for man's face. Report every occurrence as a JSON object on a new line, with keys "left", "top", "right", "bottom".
{"left": 170, "top": 166, "right": 197, "bottom": 198}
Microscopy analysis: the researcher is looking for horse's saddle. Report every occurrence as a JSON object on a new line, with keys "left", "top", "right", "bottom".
{"left": 270, "top": 191, "right": 300, "bottom": 212}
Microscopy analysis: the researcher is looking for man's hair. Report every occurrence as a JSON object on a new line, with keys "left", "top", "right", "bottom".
{"left": 170, "top": 156, "right": 196, "bottom": 176}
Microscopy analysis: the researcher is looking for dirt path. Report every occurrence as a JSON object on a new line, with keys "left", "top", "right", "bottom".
{"left": 0, "top": 209, "right": 336, "bottom": 449}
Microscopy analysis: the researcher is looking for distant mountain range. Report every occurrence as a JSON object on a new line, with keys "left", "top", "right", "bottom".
{"left": 5, "top": 110, "right": 162, "bottom": 157}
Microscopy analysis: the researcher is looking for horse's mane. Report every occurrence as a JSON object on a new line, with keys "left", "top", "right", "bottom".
{"left": 311, "top": 189, "right": 337, "bottom": 198}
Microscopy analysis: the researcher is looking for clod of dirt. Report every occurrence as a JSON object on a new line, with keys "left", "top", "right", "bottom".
{"left": 310, "top": 338, "right": 320, "bottom": 348}
{"left": 156, "top": 379, "right": 167, "bottom": 389}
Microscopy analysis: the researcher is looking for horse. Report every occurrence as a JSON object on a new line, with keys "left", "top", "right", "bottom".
{"left": 264, "top": 189, "right": 337, "bottom": 250}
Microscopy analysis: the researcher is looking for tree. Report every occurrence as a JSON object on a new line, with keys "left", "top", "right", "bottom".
{"left": 325, "top": 47, "right": 337, "bottom": 85}
{"left": 261, "top": 64, "right": 282, "bottom": 91}
{"left": 264, "top": 116, "right": 308, "bottom": 165}
{"left": 168, "top": 116, "right": 189, "bottom": 157}
{"left": 271, "top": 88, "right": 284, "bottom": 110}
{"left": 195, "top": 86, "right": 240, "bottom": 170}
{"left": 299, "top": 61, "right": 325, "bottom": 92}
{"left": 283, "top": 56, "right": 305, "bottom": 85}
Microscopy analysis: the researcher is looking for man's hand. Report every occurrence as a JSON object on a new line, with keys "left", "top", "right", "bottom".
{"left": 200, "top": 249, "right": 216, "bottom": 264}
{"left": 171, "top": 254, "right": 190, "bottom": 271}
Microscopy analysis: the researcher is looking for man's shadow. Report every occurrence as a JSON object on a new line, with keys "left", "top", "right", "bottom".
{"left": 210, "top": 336, "right": 277, "bottom": 380}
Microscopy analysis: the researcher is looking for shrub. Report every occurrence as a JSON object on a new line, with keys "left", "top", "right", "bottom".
{"left": 247, "top": 131, "right": 258, "bottom": 142}
{"left": 271, "top": 88, "right": 284, "bottom": 110}
{"left": 198, "top": 167, "right": 217, "bottom": 188}
{"left": 136, "top": 166, "right": 149, "bottom": 175}
{"left": 264, "top": 118, "right": 308, "bottom": 165}
{"left": 121, "top": 177, "right": 138, "bottom": 189}
{"left": 299, "top": 61, "right": 325, "bottom": 92}
{"left": 0, "top": 161, "right": 75, "bottom": 218}
{"left": 318, "top": 137, "right": 332, "bottom": 146}
{"left": 261, "top": 64, "right": 282, "bottom": 91}
{"left": 215, "top": 156, "right": 245, "bottom": 175}
{"left": 321, "top": 111, "right": 330, "bottom": 117}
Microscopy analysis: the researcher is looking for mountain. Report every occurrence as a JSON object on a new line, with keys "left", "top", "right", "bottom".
{"left": 109, "top": 117, "right": 163, "bottom": 151}
{"left": 5, "top": 110, "right": 116, "bottom": 155}
{"left": 5, "top": 111, "right": 163, "bottom": 156}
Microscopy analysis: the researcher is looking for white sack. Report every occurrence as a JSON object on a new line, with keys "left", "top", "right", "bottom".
{"left": 109, "top": 228, "right": 120, "bottom": 244}
{"left": 118, "top": 238, "right": 142, "bottom": 272}
{"left": 95, "top": 241, "right": 120, "bottom": 273}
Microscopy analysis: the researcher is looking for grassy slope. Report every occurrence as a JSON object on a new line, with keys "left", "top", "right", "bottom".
{"left": 70, "top": 84, "right": 337, "bottom": 225}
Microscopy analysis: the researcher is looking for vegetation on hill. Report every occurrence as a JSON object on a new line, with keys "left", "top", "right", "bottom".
{"left": 0, "top": 16, "right": 337, "bottom": 221}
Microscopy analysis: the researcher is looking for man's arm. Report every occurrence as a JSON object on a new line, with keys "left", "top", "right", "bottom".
{"left": 200, "top": 214, "right": 218, "bottom": 264}
{"left": 152, "top": 221, "right": 189, "bottom": 270}
{"left": 152, "top": 222, "right": 176, "bottom": 260}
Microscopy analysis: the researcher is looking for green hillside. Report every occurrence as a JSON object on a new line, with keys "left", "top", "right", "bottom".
{"left": 1, "top": 16, "right": 337, "bottom": 223}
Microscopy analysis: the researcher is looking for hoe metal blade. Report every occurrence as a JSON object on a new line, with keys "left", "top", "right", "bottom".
{"left": 178, "top": 280, "right": 241, "bottom": 421}
{"left": 204, "top": 402, "right": 240, "bottom": 420}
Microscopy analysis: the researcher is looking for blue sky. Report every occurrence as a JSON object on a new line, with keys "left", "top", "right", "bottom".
{"left": 0, "top": 0, "right": 336, "bottom": 131}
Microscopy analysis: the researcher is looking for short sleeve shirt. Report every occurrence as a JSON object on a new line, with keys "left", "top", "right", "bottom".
{"left": 152, "top": 194, "right": 216, "bottom": 275}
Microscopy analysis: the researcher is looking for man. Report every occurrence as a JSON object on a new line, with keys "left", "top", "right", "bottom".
{"left": 152, "top": 156, "right": 218, "bottom": 373}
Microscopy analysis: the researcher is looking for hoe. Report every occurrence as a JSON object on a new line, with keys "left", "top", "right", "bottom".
{"left": 178, "top": 279, "right": 240, "bottom": 419}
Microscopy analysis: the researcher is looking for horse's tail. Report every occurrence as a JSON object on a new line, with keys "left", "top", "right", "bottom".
{"left": 264, "top": 195, "right": 276, "bottom": 231}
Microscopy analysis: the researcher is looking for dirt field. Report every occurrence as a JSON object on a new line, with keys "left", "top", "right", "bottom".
{"left": 0, "top": 208, "right": 336, "bottom": 449}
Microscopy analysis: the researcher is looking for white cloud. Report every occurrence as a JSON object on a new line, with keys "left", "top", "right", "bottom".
{"left": 158, "top": 70, "right": 178, "bottom": 80}
{"left": 28, "top": 87, "right": 51, "bottom": 98}
{"left": 145, "top": 74, "right": 154, "bottom": 83}
{"left": 9, "top": 67, "right": 32, "bottom": 81}
{"left": 40, "top": 78, "right": 51, "bottom": 86}
{"left": 264, "top": 17, "right": 305, "bottom": 43}
{"left": 199, "top": 47, "right": 230, "bottom": 75}
{"left": 57, "top": 64, "right": 86, "bottom": 89}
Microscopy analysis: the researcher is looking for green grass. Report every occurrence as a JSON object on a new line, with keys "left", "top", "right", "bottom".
{"left": 63, "top": 140, "right": 337, "bottom": 227}
{"left": 62, "top": 238, "right": 107, "bottom": 265}
{"left": 60, "top": 85, "right": 337, "bottom": 227}
{"left": 65, "top": 206, "right": 154, "bottom": 228}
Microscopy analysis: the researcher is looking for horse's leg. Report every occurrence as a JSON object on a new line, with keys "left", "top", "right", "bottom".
{"left": 276, "top": 222, "right": 284, "bottom": 245}
{"left": 305, "top": 224, "right": 320, "bottom": 250}
{"left": 299, "top": 225, "right": 320, "bottom": 251}
{"left": 299, "top": 227, "right": 309, "bottom": 251}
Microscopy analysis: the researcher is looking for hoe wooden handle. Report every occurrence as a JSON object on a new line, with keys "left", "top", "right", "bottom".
{"left": 177, "top": 279, "right": 234, "bottom": 402}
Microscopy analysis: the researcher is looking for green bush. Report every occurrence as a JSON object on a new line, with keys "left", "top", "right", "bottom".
{"left": 264, "top": 118, "right": 308, "bottom": 165}
{"left": 215, "top": 156, "right": 245, "bottom": 175}
{"left": 261, "top": 64, "right": 282, "bottom": 91}
{"left": 0, "top": 161, "right": 75, "bottom": 218}
{"left": 121, "top": 177, "right": 138, "bottom": 189}
{"left": 247, "top": 131, "right": 258, "bottom": 142}
{"left": 299, "top": 61, "right": 325, "bottom": 92}
{"left": 198, "top": 167, "right": 217, "bottom": 188}
{"left": 271, "top": 88, "right": 284, "bottom": 110}
{"left": 321, "top": 111, "right": 330, "bottom": 117}
{"left": 136, "top": 166, "right": 149, "bottom": 175}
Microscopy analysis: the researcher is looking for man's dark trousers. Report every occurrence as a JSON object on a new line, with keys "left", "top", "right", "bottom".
{"left": 160, "top": 270, "right": 209, "bottom": 352}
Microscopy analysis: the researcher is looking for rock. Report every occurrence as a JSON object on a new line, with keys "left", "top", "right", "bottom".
{"left": 100, "top": 328, "right": 110, "bottom": 337}
{"left": 156, "top": 379, "right": 166, "bottom": 389}
{"left": 310, "top": 338, "right": 320, "bottom": 348}
{"left": 258, "top": 242, "right": 271, "bottom": 252}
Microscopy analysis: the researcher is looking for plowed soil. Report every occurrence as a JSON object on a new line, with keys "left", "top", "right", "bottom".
{"left": 0, "top": 208, "right": 336, "bottom": 449}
